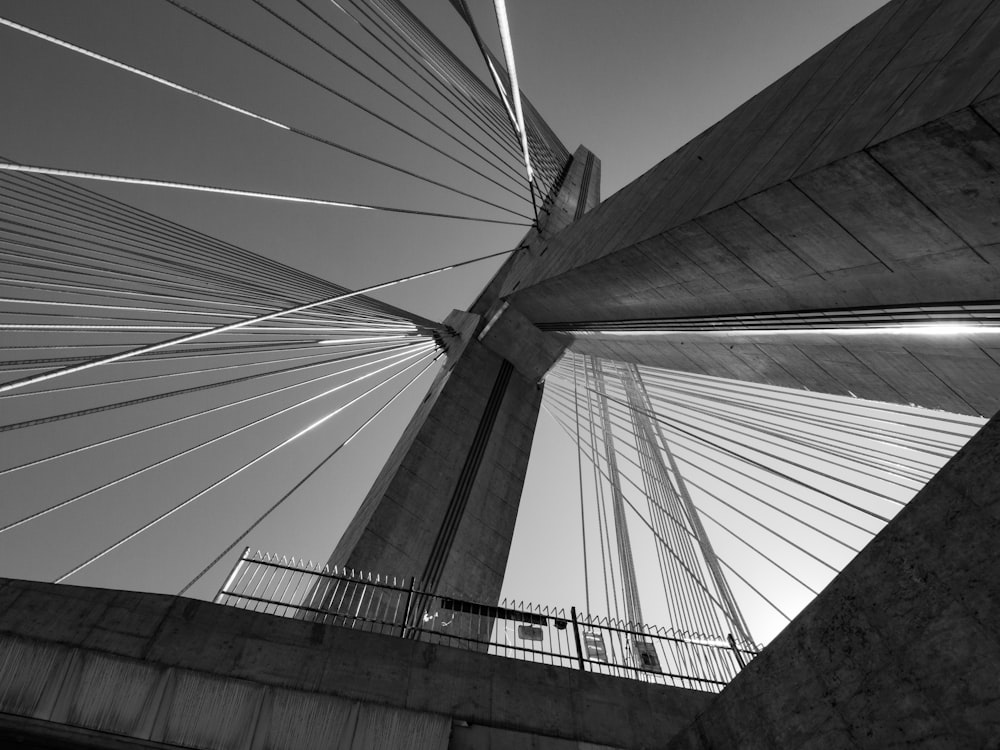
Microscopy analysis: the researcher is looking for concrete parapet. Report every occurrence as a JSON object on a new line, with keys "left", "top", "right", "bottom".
{"left": 0, "top": 580, "right": 712, "bottom": 749}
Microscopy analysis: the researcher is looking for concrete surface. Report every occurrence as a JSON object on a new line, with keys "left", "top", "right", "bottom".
{"left": 328, "top": 327, "right": 546, "bottom": 605}
{"left": 0, "top": 580, "right": 712, "bottom": 749}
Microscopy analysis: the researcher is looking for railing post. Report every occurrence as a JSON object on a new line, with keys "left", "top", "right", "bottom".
{"left": 214, "top": 546, "right": 251, "bottom": 604}
{"left": 570, "top": 606, "right": 585, "bottom": 672}
{"left": 727, "top": 633, "right": 746, "bottom": 669}
{"left": 400, "top": 577, "right": 416, "bottom": 638}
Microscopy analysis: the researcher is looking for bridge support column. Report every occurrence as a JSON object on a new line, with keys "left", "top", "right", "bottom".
{"left": 328, "top": 307, "right": 566, "bottom": 604}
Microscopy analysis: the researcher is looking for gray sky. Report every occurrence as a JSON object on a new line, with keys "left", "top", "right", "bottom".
{"left": 0, "top": 0, "right": 902, "bottom": 644}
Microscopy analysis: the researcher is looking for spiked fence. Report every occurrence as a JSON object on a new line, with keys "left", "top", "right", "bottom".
{"left": 216, "top": 549, "right": 759, "bottom": 692}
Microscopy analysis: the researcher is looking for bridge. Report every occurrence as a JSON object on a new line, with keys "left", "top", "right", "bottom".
{"left": 1, "top": 0, "right": 999, "bottom": 747}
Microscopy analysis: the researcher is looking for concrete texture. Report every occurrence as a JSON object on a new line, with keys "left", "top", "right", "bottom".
{"left": 328, "top": 331, "right": 546, "bottom": 605}
{"left": 497, "top": 0, "right": 1000, "bottom": 415}
{"left": 0, "top": 580, "right": 712, "bottom": 749}
{"left": 478, "top": 303, "right": 570, "bottom": 383}
{"left": 663, "top": 407, "right": 1000, "bottom": 748}
{"left": 468, "top": 145, "right": 601, "bottom": 320}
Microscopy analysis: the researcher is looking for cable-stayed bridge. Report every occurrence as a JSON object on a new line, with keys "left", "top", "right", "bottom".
{"left": 1, "top": 1, "right": 999, "bottom": 748}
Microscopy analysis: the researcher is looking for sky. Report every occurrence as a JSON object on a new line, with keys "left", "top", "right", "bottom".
{"left": 0, "top": 0, "right": 921, "bottom": 646}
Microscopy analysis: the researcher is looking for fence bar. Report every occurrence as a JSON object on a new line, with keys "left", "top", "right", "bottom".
{"left": 727, "top": 633, "right": 747, "bottom": 669}
{"left": 570, "top": 606, "right": 586, "bottom": 672}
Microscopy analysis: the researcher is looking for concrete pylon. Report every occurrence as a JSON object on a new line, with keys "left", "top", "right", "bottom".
{"left": 326, "top": 147, "right": 601, "bottom": 605}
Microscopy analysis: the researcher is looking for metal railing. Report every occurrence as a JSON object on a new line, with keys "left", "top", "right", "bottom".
{"left": 215, "top": 549, "right": 759, "bottom": 692}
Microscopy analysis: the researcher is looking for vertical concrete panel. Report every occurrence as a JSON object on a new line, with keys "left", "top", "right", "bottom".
{"left": 0, "top": 637, "right": 65, "bottom": 717}
{"left": 351, "top": 703, "right": 450, "bottom": 749}
{"left": 157, "top": 671, "right": 264, "bottom": 750}
{"left": 264, "top": 690, "right": 357, "bottom": 750}
{"left": 501, "top": 146, "right": 603, "bottom": 296}
{"left": 65, "top": 653, "right": 161, "bottom": 736}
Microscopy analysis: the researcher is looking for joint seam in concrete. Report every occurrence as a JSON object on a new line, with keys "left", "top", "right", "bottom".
{"left": 791, "top": 0, "right": 928, "bottom": 176}
{"left": 865, "top": 145, "right": 988, "bottom": 262}
{"left": 734, "top": 201, "right": 828, "bottom": 279}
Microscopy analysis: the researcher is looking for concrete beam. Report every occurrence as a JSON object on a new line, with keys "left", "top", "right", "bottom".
{"left": 497, "top": 1, "right": 1000, "bottom": 414}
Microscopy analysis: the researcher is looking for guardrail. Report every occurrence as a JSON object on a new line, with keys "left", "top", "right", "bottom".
{"left": 216, "top": 549, "right": 759, "bottom": 692}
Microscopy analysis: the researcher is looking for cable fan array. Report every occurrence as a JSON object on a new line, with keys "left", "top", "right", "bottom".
{"left": 543, "top": 352, "right": 984, "bottom": 643}
{"left": 0, "top": 169, "right": 449, "bottom": 588}
{"left": 0, "top": 0, "right": 569, "bottom": 228}
{"left": 0, "top": 0, "right": 574, "bottom": 593}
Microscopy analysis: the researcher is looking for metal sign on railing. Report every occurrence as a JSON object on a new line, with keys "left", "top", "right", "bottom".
{"left": 215, "top": 549, "right": 759, "bottom": 693}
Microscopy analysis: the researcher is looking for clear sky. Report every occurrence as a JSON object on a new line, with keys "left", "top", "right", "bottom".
{"left": 0, "top": 0, "right": 911, "bottom": 645}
